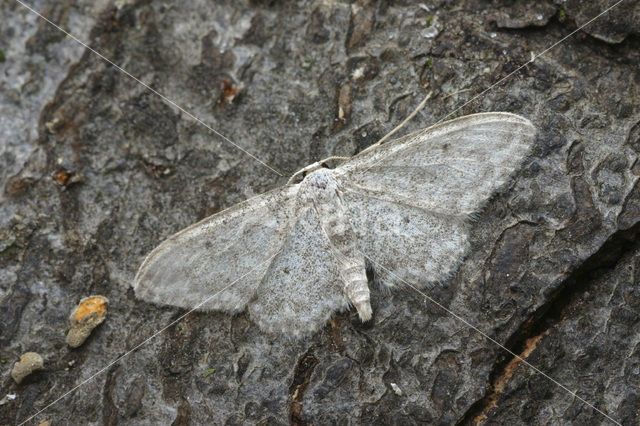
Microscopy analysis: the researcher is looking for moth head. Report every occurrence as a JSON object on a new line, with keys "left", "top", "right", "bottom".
{"left": 303, "top": 168, "right": 336, "bottom": 190}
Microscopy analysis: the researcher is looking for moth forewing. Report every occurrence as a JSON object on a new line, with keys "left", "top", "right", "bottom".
{"left": 133, "top": 184, "right": 301, "bottom": 314}
{"left": 335, "top": 112, "right": 536, "bottom": 216}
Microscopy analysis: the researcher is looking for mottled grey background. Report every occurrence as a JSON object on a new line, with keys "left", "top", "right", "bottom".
{"left": 1, "top": 0, "right": 639, "bottom": 424}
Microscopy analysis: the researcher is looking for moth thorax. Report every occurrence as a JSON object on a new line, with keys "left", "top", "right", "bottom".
{"left": 304, "top": 168, "right": 339, "bottom": 196}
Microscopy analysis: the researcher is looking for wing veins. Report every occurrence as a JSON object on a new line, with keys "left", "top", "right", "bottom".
{"left": 137, "top": 185, "right": 299, "bottom": 276}
{"left": 365, "top": 157, "right": 512, "bottom": 173}
{"left": 252, "top": 197, "right": 310, "bottom": 297}
{"left": 336, "top": 113, "right": 535, "bottom": 181}
{"left": 363, "top": 163, "right": 478, "bottom": 184}
{"left": 213, "top": 220, "right": 282, "bottom": 257}
{"left": 342, "top": 183, "right": 469, "bottom": 220}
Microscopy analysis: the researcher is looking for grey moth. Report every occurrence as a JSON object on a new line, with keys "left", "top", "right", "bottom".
{"left": 134, "top": 112, "right": 535, "bottom": 335}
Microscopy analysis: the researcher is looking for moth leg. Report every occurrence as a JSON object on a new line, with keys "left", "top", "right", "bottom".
{"left": 340, "top": 256, "right": 372, "bottom": 322}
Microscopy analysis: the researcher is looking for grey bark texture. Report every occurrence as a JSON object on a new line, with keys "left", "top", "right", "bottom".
{"left": 1, "top": 0, "right": 639, "bottom": 424}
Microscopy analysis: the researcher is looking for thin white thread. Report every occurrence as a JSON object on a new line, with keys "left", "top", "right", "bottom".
{"left": 11, "top": 0, "right": 628, "bottom": 424}
{"left": 360, "top": 0, "right": 629, "bottom": 176}
{"left": 17, "top": 251, "right": 281, "bottom": 426}
{"left": 435, "top": 0, "right": 629, "bottom": 124}
{"left": 364, "top": 254, "right": 622, "bottom": 426}
{"left": 315, "top": 183, "right": 620, "bottom": 425}
{"left": 13, "top": 0, "right": 284, "bottom": 177}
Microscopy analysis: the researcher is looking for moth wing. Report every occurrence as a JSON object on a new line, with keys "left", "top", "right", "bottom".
{"left": 336, "top": 112, "right": 536, "bottom": 215}
{"left": 342, "top": 189, "right": 469, "bottom": 287}
{"left": 247, "top": 202, "right": 349, "bottom": 335}
{"left": 336, "top": 112, "right": 536, "bottom": 287}
{"left": 134, "top": 185, "right": 301, "bottom": 313}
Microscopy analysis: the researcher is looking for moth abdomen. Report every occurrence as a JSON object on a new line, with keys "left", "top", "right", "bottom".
{"left": 340, "top": 259, "right": 372, "bottom": 322}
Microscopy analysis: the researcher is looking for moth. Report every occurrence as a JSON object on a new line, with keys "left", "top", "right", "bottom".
{"left": 134, "top": 112, "right": 536, "bottom": 335}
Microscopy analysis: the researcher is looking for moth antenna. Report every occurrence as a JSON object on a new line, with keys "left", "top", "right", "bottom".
{"left": 288, "top": 161, "right": 320, "bottom": 184}
{"left": 442, "top": 88, "right": 473, "bottom": 100}
{"left": 287, "top": 156, "right": 351, "bottom": 184}
{"left": 288, "top": 90, "right": 431, "bottom": 184}
{"left": 363, "top": 91, "right": 433, "bottom": 154}
{"left": 320, "top": 156, "right": 351, "bottom": 166}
